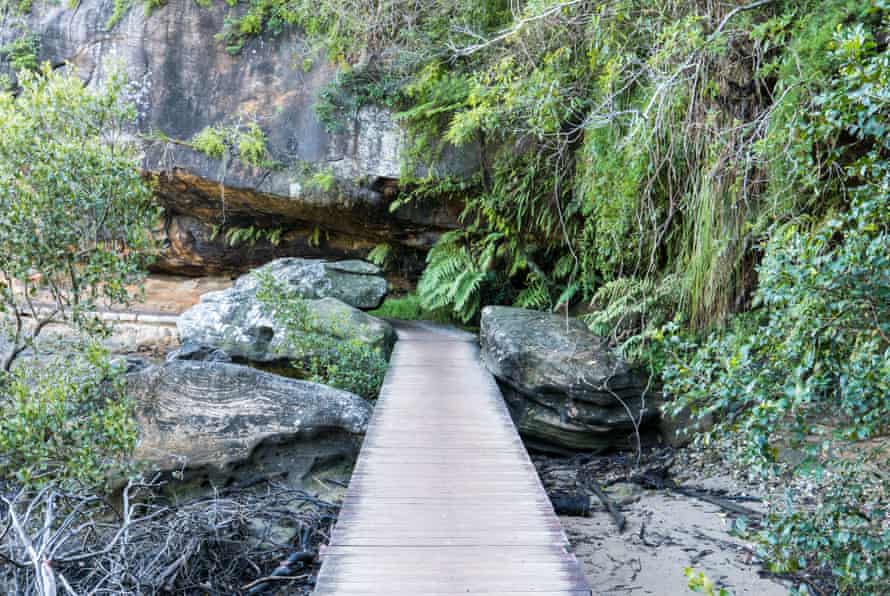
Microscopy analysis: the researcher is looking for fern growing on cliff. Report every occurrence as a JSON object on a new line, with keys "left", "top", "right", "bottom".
{"left": 417, "top": 232, "right": 486, "bottom": 323}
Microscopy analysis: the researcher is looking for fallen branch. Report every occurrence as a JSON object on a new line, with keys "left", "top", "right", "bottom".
{"left": 582, "top": 477, "right": 626, "bottom": 533}
{"left": 245, "top": 550, "right": 315, "bottom": 595}
{"left": 242, "top": 574, "right": 310, "bottom": 592}
{"left": 675, "top": 487, "right": 763, "bottom": 518}
{"left": 631, "top": 470, "right": 763, "bottom": 518}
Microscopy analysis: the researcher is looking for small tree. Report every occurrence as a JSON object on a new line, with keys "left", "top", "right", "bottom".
{"left": 0, "top": 66, "right": 157, "bottom": 370}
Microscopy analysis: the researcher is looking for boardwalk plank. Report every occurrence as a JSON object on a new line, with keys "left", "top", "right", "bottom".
{"left": 314, "top": 321, "right": 591, "bottom": 595}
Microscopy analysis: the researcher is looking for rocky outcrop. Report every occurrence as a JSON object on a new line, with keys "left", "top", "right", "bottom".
{"left": 480, "top": 306, "right": 653, "bottom": 453}
{"left": 154, "top": 214, "right": 426, "bottom": 280}
{"left": 239, "top": 258, "right": 388, "bottom": 310}
{"left": 0, "top": 0, "right": 474, "bottom": 277}
{"left": 177, "top": 259, "right": 396, "bottom": 364}
{"left": 127, "top": 360, "right": 371, "bottom": 486}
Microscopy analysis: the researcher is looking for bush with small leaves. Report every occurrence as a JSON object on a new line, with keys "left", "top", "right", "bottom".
{"left": 0, "top": 66, "right": 157, "bottom": 371}
{"left": 0, "top": 345, "right": 137, "bottom": 489}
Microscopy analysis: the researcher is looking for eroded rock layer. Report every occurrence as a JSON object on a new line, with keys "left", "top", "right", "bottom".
{"left": 480, "top": 306, "right": 654, "bottom": 452}
{"left": 127, "top": 360, "right": 371, "bottom": 486}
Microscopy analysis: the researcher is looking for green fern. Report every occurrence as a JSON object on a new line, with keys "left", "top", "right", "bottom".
{"left": 367, "top": 243, "right": 392, "bottom": 268}
{"left": 513, "top": 274, "right": 551, "bottom": 310}
{"left": 583, "top": 274, "right": 682, "bottom": 363}
{"left": 417, "top": 232, "right": 485, "bottom": 323}
{"left": 217, "top": 225, "right": 284, "bottom": 247}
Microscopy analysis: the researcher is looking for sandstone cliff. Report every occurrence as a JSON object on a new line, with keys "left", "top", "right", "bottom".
{"left": 0, "top": 0, "right": 473, "bottom": 278}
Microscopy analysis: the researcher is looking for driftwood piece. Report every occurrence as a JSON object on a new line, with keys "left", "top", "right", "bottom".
{"left": 582, "top": 477, "right": 626, "bottom": 532}
{"left": 549, "top": 492, "right": 591, "bottom": 517}
{"left": 674, "top": 487, "right": 762, "bottom": 518}
{"left": 632, "top": 470, "right": 763, "bottom": 518}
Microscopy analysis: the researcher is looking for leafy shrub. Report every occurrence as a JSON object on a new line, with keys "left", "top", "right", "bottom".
{"left": 255, "top": 273, "right": 388, "bottom": 399}
{"left": 0, "top": 345, "right": 137, "bottom": 488}
{"left": 191, "top": 122, "right": 269, "bottom": 167}
{"left": 660, "top": 193, "right": 890, "bottom": 592}
{"left": 657, "top": 19, "right": 890, "bottom": 591}
{"left": 0, "top": 34, "right": 39, "bottom": 73}
{"left": 0, "top": 66, "right": 156, "bottom": 371}
{"left": 315, "top": 68, "right": 404, "bottom": 132}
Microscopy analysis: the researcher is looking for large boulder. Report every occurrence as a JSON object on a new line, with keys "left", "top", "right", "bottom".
{"left": 480, "top": 306, "right": 653, "bottom": 453}
{"left": 177, "top": 259, "right": 395, "bottom": 364}
{"left": 127, "top": 360, "right": 372, "bottom": 485}
{"left": 242, "top": 258, "right": 389, "bottom": 310}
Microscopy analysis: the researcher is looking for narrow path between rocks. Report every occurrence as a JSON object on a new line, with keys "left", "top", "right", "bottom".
{"left": 314, "top": 321, "right": 591, "bottom": 595}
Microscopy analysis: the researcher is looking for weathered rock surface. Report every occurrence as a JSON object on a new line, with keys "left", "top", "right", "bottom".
{"left": 242, "top": 258, "right": 388, "bottom": 310}
{"left": 177, "top": 260, "right": 395, "bottom": 363}
{"left": 127, "top": 360, "right": 371, "bottom": 482}
{"left": 165, "top": 340, "right": 232, "bottom": 363}
{"left": 154, "top": 214, "right": 428, "bottom": 280}
{"left": 480, "top": 306, "right": 653, "bottom": 452}
{"left": 0, "top": 0, "right": 473, "bottom": 276}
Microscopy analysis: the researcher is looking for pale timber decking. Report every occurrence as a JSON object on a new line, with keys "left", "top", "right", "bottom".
{"left": 314, "top": 321, "right": 592, "bottom": 595}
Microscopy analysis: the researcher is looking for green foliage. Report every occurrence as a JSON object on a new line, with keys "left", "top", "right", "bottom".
{"left": 106, "top": 0, "right": 131, "bottom": 30}
{"left": 0, "top": 66, "right": 157, "bottom": 370}
{"left": 395, "top": 65, "right": 475, "bottom": 169}
{"left": 583, "top": 275, "right": 682, "bottom": 367}
{"left": 210, "top": 224, "right": 283, "bottom": 247}
{"left": 685, "top": 568, "right": 731, "bottom": 596}
{"left": 663, "top": 11, "right": 890, "bottom": 465}
{"left": 660, "top": 19, "right": 890, "bottom": 590}
{"left": 396, "top": 0, "right": 890, "bottom": 342}
{"left": 748, "top": 466, "right": 890, "bottom": 593}
{"left": 106, "top": 0, "right": 165, "bottom": 29}
{"left": 0, "top": 345, "right": 137, "bottom": 488}
{"left": 0, "top": 34, "right": 39, "bottom": 73}
{"left": 215, "top": 0, "right": 510, "bottom": 58}
{"left": 0, "top": 0, "right": 33, "bottom": 15}
{"left": 366, "top": 243, "right": 392, "bottom": 268}
{"left": 315, "top": 67, "right": 404, "bottom": 132}
{"left": 307, "top": 168, "right": 335, "bottom": 192}
{"left": 369, "top": 293, "right": 455, "bottom": 325}
{"left": 236, "top": 122, "right": 267, "bottom": 166}
{"left": 417, "top": 231, "right": 492, "bottom": 323}
{"left": 255, "top": 273, "right": 388, "bottom": 399}
{"left": 191, "top": 126, "right": 227, "bottom": 160}
{"left": 191, "top": 121, "right": 269, "bottom": 167}
{"left": 397, "top": 0, "right": 759, "bottom": 324}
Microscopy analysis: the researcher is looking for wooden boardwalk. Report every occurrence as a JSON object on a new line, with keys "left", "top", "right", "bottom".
{"left": 314, "top": 321, "right": 591, "bottom": 595}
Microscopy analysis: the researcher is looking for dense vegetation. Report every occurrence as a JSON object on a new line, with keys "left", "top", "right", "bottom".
{"left": 0, "top": 0, "right": 887, "bottom": 591}
{"left": 217, "top": 0, "right": 889, "bottom": 591}
{"left": 0, "top": 67, "right": 155, "bottom": 488}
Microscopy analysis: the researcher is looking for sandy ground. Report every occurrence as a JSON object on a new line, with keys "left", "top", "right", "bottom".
{"left": 534, "top": 453, "right": 789, "bottom": 596}
{"left": 563, "top": 486, "right": 787, "bottom": 595}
